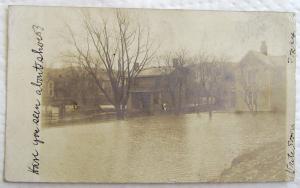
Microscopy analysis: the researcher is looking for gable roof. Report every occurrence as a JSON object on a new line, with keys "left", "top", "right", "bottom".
{"left": 240, "top": 50, "right": 285, "bottom": 67}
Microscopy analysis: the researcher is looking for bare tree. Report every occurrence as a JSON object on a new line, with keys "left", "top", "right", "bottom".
{"left": 192, "top": 54, "right": 228, "bottom": 118}
{"left": 67, "top": 10, "right": 157, "bottom": 119}
{"left": 159, "top": 49, "right": 189, "bottom": 114}
{"left": 157, "top": 52, "right": 176, "bottom": 111}
{"left": 240, "top": 68, "right": 258, "bottom": 112}
{"left": 173, "top": 50, "right": 189, "bottom": 113}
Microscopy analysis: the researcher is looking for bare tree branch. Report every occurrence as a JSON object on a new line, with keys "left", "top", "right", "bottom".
{"left": 66, "top": 9, "right": 158, "bottom": 119}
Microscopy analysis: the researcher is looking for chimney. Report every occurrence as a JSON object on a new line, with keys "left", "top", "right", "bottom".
{"left": 260, "top": 41, "right": 268, "bottom": 55}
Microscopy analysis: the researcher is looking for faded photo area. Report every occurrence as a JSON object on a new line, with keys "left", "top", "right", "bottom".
{"left": 10, "top": 7, "right": 294, "bottom": 182}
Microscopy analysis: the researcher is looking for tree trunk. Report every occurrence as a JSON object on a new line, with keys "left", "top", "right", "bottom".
{"left": 169, "top": 88, "right": 176, "bottom": 114}
{"left": 178, "top": 81, "right": 183, "bottom": 113}
{"left": 115, "top": 104, "right": 125, "bottom": 120}
{"left": 207, "top": 96, "right": 212, "bottom": 119}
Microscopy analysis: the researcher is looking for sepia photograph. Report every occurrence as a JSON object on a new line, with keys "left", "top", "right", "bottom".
{"left": 4, "top": 6, "right": 295, "bottom": 183}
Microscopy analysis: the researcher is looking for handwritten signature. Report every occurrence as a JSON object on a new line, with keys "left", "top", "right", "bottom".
{"left": 286, "top": 123, "right": 295, "bottom": 176}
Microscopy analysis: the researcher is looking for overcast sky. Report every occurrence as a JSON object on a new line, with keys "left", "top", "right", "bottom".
{"left": 36, "top": 7, "right": 294, "bottom": 68}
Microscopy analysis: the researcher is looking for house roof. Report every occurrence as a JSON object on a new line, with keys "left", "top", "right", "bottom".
{"left": 46, "top": 67, "right": 110, "bottom": 81}
{"left": 240, "top": 51, "right": 285, "bottom": 67}
{"left": 137, "top": 66, "right": 174, "bottom": 77}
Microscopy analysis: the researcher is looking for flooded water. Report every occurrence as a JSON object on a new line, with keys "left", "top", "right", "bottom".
{"left": 40, "top": 112, "right": 286, "bottom": 182}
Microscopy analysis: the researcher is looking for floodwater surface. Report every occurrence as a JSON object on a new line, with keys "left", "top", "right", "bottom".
{"left": 40, "top": 112, "right": 286, "bottom": 182}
